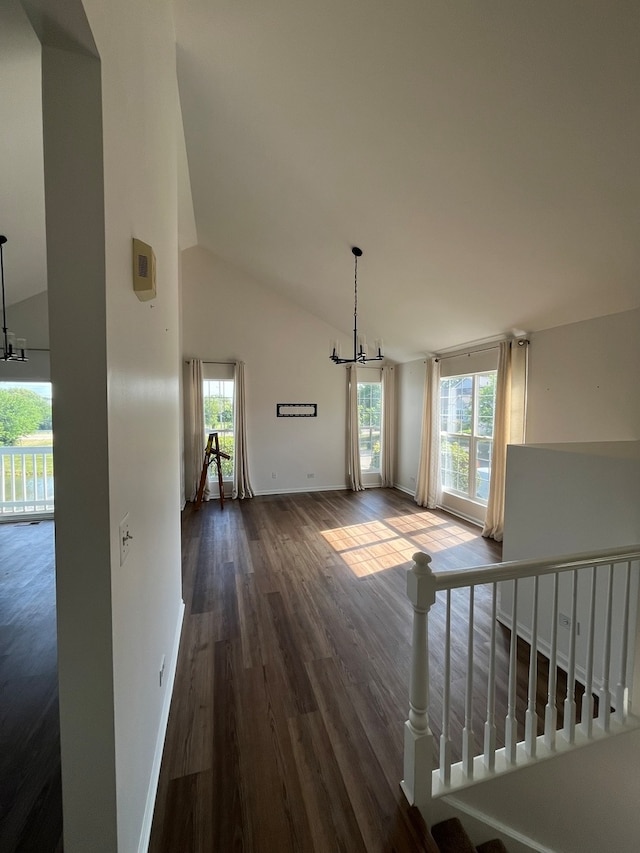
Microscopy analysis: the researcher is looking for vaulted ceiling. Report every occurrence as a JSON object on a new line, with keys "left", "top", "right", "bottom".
{"left": 3, "top": 2, "right": 640, "bottom": 362}
{"left": 175, "top": 0, "right": 640, "bottom": 361}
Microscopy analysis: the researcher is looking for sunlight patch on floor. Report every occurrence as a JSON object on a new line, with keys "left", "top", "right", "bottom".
{"left": 321, "top": 512, "right": 482, "bottom": 577}
{"left": 321, "top": 520, "right": 415, "bottom": 577}
{"left": 385, "top": 513, "right": 447, "bottom": 533}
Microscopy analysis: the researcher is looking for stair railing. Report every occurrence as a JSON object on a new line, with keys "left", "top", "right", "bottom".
{"left": 402, "top": 545, "right": 640, "bottom": 819}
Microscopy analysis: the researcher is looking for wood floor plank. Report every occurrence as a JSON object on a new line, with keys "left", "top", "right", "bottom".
{"left": 211, "top": 638, "right": 247, "bottom": 852}
{"left": 288, "top": 710, "right": 368, "bottom": 853}
{"left": 155, "top": 770, "right": 214, "bottom": 852}
{"left": 266, "top": 590, "right": 318, "bottom": 715}
{"left": 235, "top": 663, "right": 315, "bottom": 853}
{"left": 306, "top": 656, "right": 402, "bottom": 850}
{"left": 164, "top": 612, "right": 215, "bottom": 780}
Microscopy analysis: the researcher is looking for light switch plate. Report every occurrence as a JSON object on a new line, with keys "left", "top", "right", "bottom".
{"left": 119, "top": 513, "right": 132, "bottom": 566}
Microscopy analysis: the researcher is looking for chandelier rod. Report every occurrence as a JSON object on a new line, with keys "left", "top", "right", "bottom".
{"left": 0, "top": 235, "right": 28, "bottom": 362}
{"left": 330, "top": 246, "right": 383, "bottom": 365}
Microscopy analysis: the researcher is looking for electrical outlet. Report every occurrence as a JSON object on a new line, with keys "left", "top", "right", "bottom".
{"left": 559, "top": 613, "right": 580, "bottom": 634}
{"left": 159, "top": 655, "right": 166, "bottom": 688}
{"left": 272, "top": 472, "right": 277, "bottom": 479}
{"left": 119, "top": 514, "right": 133, "bottom": 566}
{"left": 307, "top": 473, "right": 315, "bottom": 479}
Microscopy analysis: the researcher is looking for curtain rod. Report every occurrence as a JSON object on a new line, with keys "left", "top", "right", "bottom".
{"left": 434, "top": 339, "right": 529, "bottom": 363}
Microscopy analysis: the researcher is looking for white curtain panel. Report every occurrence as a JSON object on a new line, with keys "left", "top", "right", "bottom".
{"left": 188, "top": 359, "right": 206, "bottom": 501}
{"left": 233, "top": 361, "right": 254, "bottom": 499}
{"left": 347, "top": 364, "right": 364, "bottom": 491}
{"left": 381, "top": 365, "right": 396, "bottom": 487}
{"left": 509, "top": 340, "right": 528, "bottom": 445}
{"left": 415, "top": 357, "right": 441, "bottom": 508}
{"left": 482, "top": 339, "right": 528, "bottom": 541}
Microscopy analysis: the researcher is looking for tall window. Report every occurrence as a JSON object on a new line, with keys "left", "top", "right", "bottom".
{"left": 357, "top": 381, "right": 382, "bottom": 474}
{"left": 440, "top": 371, "right": 496, "bottom": 504}
{"left": 202, "top": 378, "right": 234, "bottom": 479}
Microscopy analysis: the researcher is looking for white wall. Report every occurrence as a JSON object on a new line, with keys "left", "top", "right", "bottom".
{"left": 526, "top": 307, "right": 640, "bottom": 443}
{"left": 450, "top": 727, "right": 640, "bottom": 853}
{"left": 396, "top": 358, "right": 426, "bottom": 494}
{"left": 182, "top": 246, "right": 352, "bottom": 496}
{"left": 31, "top": 1, "right": 184, "bottom": 850}
{"left": 500, "top": 441, "right": 640, "bottom": 696}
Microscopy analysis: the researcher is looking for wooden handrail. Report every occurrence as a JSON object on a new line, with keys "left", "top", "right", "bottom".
{"left": 423, "top": 544, "right": 640, "bottom": 591}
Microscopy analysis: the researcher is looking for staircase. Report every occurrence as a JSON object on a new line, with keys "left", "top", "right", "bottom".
{"left": 408, "top": 805, "right": 508, "bottom": 853}
{"left": 401, "top": 544, "right": 640, "bottom": 851}
{"left": 432, "top": 818, "right": 507, "bottom": 853}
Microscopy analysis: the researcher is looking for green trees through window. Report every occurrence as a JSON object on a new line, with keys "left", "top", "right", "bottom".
{"left": 357, "top": 381, "right": 382, "bottom": 473}
{"left": 0, "top": 386, "right": 52, "bottom": 446}
{"left": 440, "top": 372, "right": 496, "bottom": 503}
{"left": 203, "top": 379, "right": 234, "bottom": 479}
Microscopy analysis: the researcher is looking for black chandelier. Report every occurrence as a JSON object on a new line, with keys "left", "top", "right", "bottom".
{"left": 330, "top": 246, "right": 383, "bottom": 365}
{"left": 0, "top": 235, "right": 28, "bottom": 362}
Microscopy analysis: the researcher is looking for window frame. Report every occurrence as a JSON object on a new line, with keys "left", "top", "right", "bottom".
{"left": 202, "top": 364, "right": 235, "bottom": 483}
{"left": 439, "top": 370, "right": 497, "bottom": 506}
{"left": 356, "top": 377, "right": 383, "bottom": 475}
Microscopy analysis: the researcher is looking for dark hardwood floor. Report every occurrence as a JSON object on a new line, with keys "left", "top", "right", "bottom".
{"left": 0, "top": 519, "right": 62, "bottom": 853}
{"left": 1, "top": 489, "right": 587, "bottom": 852}
{"left": 150, "top": 489, "right": 506, "bottom": 853}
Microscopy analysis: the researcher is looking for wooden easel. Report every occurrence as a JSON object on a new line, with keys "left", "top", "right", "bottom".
{"left": 195, "top": 432, "right": 231, "bottom": 510}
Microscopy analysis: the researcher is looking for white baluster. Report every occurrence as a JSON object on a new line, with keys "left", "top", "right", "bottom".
{"left": 580, "top": 567, "right": 596, "bottom": 738}
{"left": 505, "top": 579, "right": 519, "bottom": 763}
{"left": 402, "top": 552, "right": 436, "bottom": 814}
{"left": 483, "top": 582, "right": 497, "bottom": 770}
{"left": 598, "top": 564, "right": 614, "bottom": 732}
{"left": 563, "top": 570, "right": 578, "bottom": 743}
{"left": 22, "top": 454, "right": 28, "bottom": 503}
{"left": 462, "top": 585, "right": 475, "bottom": 777}
{"left": 525, "top": 576, "right": 539, "bottom": 757}
{"left": 440, "top": 590, "right": 452, "bottom": 785}
{"left": 616, "top": 562, "right": 632, "bottom": 723}
{"left": 544, "top": 573, "right": 559, "bottom": 749}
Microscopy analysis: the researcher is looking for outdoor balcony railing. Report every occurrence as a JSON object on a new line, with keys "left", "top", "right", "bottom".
{"left": 0, "top": 445, "right": 54, "bottom": 516}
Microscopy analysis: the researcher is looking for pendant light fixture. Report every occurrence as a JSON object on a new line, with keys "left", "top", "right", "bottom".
{"left": 330, "top": 246, "right": 383, "bottom": 364}
{"left": 0, "top": 235, "right": 28, "bottom": 362}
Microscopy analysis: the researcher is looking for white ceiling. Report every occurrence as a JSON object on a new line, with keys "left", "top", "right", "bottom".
{"left": 174, "top": 0, "right": 640, "bottom": 361}
{"left": 0, "top": 0, "right": 47, "bottom": 308}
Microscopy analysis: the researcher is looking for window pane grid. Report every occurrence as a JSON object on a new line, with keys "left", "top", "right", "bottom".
{"left": 203, "top": 379, "right": 234, "bottom": 479}
{"left": 357, "top": 381, "right": 382, "bottom": 474}
{"left": 439, "top": 371, "right": 496, "bottom": 505}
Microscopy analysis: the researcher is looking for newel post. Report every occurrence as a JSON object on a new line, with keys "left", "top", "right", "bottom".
{"left": 401, "top": 551, "right": 436, "bottom": 816}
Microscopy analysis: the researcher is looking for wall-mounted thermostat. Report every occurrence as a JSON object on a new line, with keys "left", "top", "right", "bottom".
{"left": 132, "top": 238, "right": 156, "bottom": 301}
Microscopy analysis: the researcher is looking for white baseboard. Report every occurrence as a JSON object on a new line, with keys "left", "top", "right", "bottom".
{"left": 252, "top": 484, "right": 349, "bottom": 496}
{"left": 394, "top": 484, "right": 416, "bottom": 497}
{"left": 138, "top": 598, "right": 185, "bottom": 853}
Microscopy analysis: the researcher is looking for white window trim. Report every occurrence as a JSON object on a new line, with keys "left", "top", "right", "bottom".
{"left": 439, "top": 369, "right": 497, "bottom": 523}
